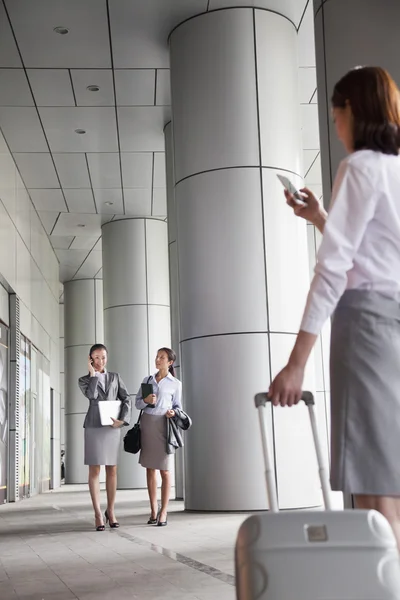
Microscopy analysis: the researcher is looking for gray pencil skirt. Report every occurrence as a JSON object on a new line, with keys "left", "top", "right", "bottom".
{"left": 139, "top": 412, "right": 171, "bottom": 471}
{"left": 330, "top": 290, "right": 400, "bottom": 495}
{"left": 84, "top": 426, "right": 121, "bottom": 466}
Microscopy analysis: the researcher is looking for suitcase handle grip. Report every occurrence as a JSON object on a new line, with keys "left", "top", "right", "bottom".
{"left": 254, "top": 391, "right": 314, "bottom": 408}
{"left": 255, "top": 390, "right": 332, "bottom": 512}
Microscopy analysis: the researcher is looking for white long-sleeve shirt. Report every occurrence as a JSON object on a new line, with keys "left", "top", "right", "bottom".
{"left": 135, "top": 372, "right": 182, "bottom": 416}
{"left": 301, "top": 149, "right": 400, "bottom": 335}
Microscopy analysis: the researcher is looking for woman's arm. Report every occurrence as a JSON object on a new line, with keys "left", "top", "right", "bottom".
{"left": 172, "top": 381, "right": 182, "bottom": 411}
{"left": 78, "top": 375, "right": 99, "bottom": 400}
{"left": 117, "top": 375, "right": 131, "bottom": 425}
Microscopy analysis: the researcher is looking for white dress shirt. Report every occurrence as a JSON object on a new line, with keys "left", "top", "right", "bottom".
{"left": 301, "top": 149, "right": 400, "bottom": 335}
{"left": 94, "top": 370, "right": 107, "bottom": 392}
{"left": 135, "top": 372, "right": 182, "bottom": 416}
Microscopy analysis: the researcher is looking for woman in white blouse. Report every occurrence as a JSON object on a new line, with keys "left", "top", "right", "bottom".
{"left": 135, "top": 347, "right": 182, "bottom": 526}
{"left": 269, "top": 66, "right": 400, "bottom": 546}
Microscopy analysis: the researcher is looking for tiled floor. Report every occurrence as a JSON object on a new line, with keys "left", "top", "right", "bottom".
{"left": 0, "top": 485, "right": 247, "bottom": 600}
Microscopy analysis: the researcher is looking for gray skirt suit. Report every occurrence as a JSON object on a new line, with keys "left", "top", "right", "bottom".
{"left": 78, "top": 372, "right": 131, "bottom": 466}
{"left": 330, "top": 290, "right": 400, "bottom": 495}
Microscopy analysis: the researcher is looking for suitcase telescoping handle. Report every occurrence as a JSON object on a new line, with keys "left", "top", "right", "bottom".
{"left": 254, "top": 391, "right": 332, "bottom": 512}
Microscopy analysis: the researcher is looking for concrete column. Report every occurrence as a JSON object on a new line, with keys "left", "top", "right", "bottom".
{"left": 314, "top": 0, "right": 400, "bottom": 207}
{"left": 64, "top": 279, "right": 104, "bottom": 484}
{"left": 102, "top": 218, "right": 171, "bottom": 489}
{"left": 170, "top": 7, "right": 326, "bottom": 511}
{"left": 164, "top": 122, "right": 184, "bottom": 501}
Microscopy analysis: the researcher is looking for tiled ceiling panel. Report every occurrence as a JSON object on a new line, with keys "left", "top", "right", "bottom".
{"left": 124, "top": 188, "right": 152, "bottom": 216}
{"left": 63, "top": 189, "right": 96, "bottom": 214}
{"left": 87, "top": 153, "right": 121, "bottom": 189}
{"left": 39, "top": 107, "right": 119, "bottom": 152}
{"left": 71, "top": 70, "right": 115, "bottom": 106}
{"left": 53, "top": 153, "right": 91, "bottom": 188}
{"left": 121, "top": 153, "right": 153, "bottom": 189}
{"left": 156, "top": 70, "right": 171, "bottom": 106}
{"left": 0, "top": 69, "right": 34, "bottom": 106}
{"left": 4, "top": 0, "right": 112, "bottom": 68}
{"left": 93, "top": 188, "right": 124, "bottom": 215}
{"left": 29, "top": 188, "right": 67, "bottom": 212}
{"left": 0, "top": 2, "right": 22, "bottom": 67}
{"left": 0, "top": 107, "right": 48, "bottom": 152}
{"left": 14, "top": 153, "right": 59, "bottom": 188}
{"left": 27, "top": 69, "right": 75, "bottom": 107}
{"left": 115, "top": 70, "right": 155, "bottom": 106}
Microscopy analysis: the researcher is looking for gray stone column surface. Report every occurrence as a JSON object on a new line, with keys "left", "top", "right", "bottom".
{"left": 170, "top": 7, "right": 328, "bottom": 511}
{"left": 64, "top": 279, "right": 104, "bottom": 484}
{"left": 314, "top": 0, "right": 400, "bottom": 206}
{"left": 102, "top": 218, "right": 171, "bottom": 489}
{"left": 164, "top": 121, "right": 184, "bottom": 501}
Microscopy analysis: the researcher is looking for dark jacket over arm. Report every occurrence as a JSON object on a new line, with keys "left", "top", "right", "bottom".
{"left": 166, "top": 409, "right": 192, "bottom": 454}
{"left": 78, "top": 372, "right": 131, "bottom": 428}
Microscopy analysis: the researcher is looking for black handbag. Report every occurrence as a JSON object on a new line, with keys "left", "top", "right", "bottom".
{"left": 123, "top": 409, "right": 142, "bottom": 454}
{"left": 123, "top": 377, "right": 152, "bottom": 454}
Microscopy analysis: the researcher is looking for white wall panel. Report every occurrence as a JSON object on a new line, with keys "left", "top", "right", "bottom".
{"left": 102, "top": 219, "right": 147, "bottom": 309}
{"left": 0, "top": 284, "right": 9, "bottom": 325}
{"left": 256, "top": 10, "right": 302, "bottom": 175}
{"left": 182, "top": 333, "right": 272, "bottom": 510}
{"left": 146, "top": 219, "right": 170, "bottom": 306}
{"left": 170, "top": 9, "right": 259, "bottom": 182}
{"left": 176, "top": 169, "right": 268, "bottom": 341}
{"left": 263, "top": 169, "right": 310, "bottom": 333}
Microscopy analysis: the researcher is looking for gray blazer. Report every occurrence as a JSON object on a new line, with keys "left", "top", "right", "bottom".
{"left": 78, "top": 372, "right": 131, "bottom": 428}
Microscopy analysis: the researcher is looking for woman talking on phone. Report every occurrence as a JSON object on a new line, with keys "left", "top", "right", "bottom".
{"left": 78, "top": 344, "right": 130, "bottom": 531}
{"left": 269, "top": 67, "right": 400, "bottom": 547}
{"left": 135, "top": 347, "right": 182, "bottom": 527}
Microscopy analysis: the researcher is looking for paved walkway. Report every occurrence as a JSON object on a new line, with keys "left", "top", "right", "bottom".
{"left": 0, "top": 485, "right": 246, "bottom": 600}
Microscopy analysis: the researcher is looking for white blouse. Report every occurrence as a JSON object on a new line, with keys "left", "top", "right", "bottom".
{"left": 135, "top": 372, "right": 182, "bottom": 416}
{"left": 301, "top": 149, "right": 400, "bottom": 335}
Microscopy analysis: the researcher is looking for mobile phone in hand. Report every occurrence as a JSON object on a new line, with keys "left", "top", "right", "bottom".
{"left": 276, "top": 174, "right": 306, "bottom": 206}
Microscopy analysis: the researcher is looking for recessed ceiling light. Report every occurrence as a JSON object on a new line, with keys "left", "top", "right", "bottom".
{"left": 87, "top": 85, "right": 100, "bottom": 92}
{"left": 105, "top": 201, "right": 114, "bottom": 206}
{"left": 77, "top": 224, "right": 86, "bottom": 228}
{"left": 74, "top": 128, "right": 86, "bottom": 135}
{"left": 54, "top": 26, "right": 69, "bottom": 35}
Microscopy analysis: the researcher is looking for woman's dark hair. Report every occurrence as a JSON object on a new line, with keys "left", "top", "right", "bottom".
{"left": 331, "top": 66, "right": 400, "bottom": 155}
{"left": 158, "top": 347, "right": 177, "bottom": 377}
{"left": 89, "top": 343, "right": 108, "bottom": 358}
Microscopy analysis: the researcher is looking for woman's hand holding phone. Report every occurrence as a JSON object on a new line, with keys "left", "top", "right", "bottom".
{"left": 285, "top": 187, "right": 328, "bottom": 234}
{"left": 88, "top": 356, "right": 96, "bottom": 377}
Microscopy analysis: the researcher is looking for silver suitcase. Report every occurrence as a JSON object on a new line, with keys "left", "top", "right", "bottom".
{"left": 235, "top": 392, "right": 400, "bottom": 599}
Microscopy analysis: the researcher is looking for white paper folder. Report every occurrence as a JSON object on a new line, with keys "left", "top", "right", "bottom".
{"left": 98, "top": 400, "right": 121, "bottom": 426}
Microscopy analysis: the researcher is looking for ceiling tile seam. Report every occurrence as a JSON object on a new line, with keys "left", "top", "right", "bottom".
{"left": 297, "top": 0, "right": 310, "bottom": 31}
{"left": 304, "top": 151, "right": 320, "bottom": 179}
{"left": 150, "top": 153, "right": 155, "bottom": 217}
{"left": 68, "top": 237, "right": 76, "bottom": 250}
{"left": 49, "top": 212, "right": 62, "bottom": 236}
{"left": 84, "top": 153, "right": 98, "bottom": 214}
{"left": 68, "top": 70, "right": 78, "bottom": 107}
{"left": 206, "top": 0, "right": 210, "bottom": 11}
{"left": 309, "top": 88, "right": 317, "bottom": 103}
{"left": 2, "top": 1, "right": 70, "bottom": 214}
{"left": 94, "top": 266, "right": 102, "bottom": 279}
{"left": 70, "top": 235, "right": 102, "bottom": 281}
{"left": 106, "top": 0, "right": 125, "bottom": 215}
{"left": 1, "top": 67, "right": 171, "bottom": 71}
{"left": 154, "top": 70, "right": 158, "bottom": 106}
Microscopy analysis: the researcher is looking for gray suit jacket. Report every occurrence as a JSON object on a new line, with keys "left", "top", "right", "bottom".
{"left": 78, "top": 372, "right": 131, "bottom": 428}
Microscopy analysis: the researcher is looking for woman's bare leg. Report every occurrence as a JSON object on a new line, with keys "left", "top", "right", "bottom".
{"left": 159, "top": 469, "right": 171, "bottom": 522}
{"left": 105, "top": 465, "right": 117, "bottom": 522}
{"left": 146, "top": 468, "right": 158, "bottom": 519}
{"left": 88, "top": 465, "right": 103, "bottom": 526}
{"left": 355, "top": 494, "right": 400, "bottom": 550}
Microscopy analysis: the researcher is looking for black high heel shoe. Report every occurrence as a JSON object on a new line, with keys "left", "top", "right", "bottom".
{"left": 157, "top": 513, "right": 168, "bottom": 527}
{"left": 147, "top": 506, "right": 160, "bottom": 525}
{"left": 95, "top": 516, "right": 105, "bottom": 531}
{"left": 104, "top": 509, "right": 120, "bottom": 528}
